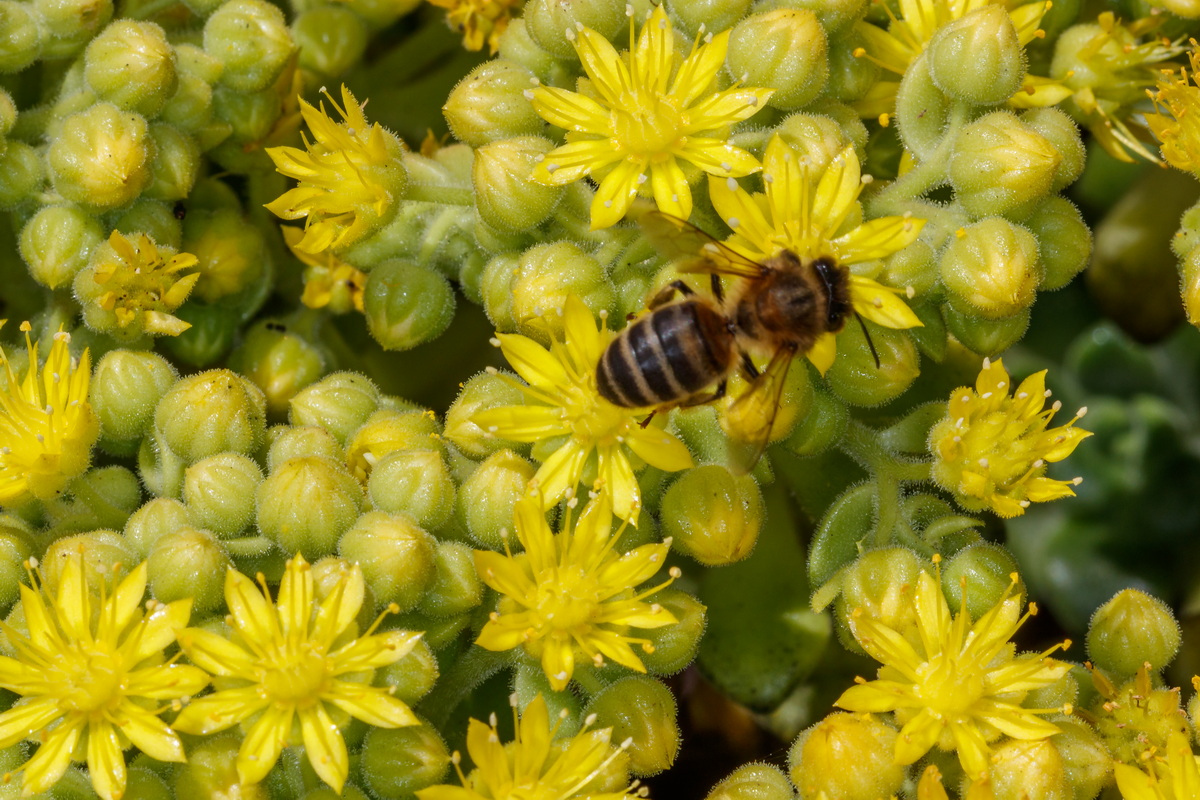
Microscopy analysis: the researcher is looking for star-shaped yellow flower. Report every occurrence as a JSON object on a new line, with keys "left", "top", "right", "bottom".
{"left": 527, "top": 4, "right": 773, "bottom": 229}
{"left": 172, "top": 554, "right": 422, "bottom": 793}
{"left": 834, "top": 567, "right": 1071, "bottom": 780}
{"left": 708, "top": 135, "right": 926, "bottom": 373}
{"left": 1148, "top": 42, "right": 1200, "bottom": 175}
{"left": 1115, "top": 731, "right": 1200, "bottom": 800}
{"left": 0, "top": 555, "right": 207, "bottom": 800}
{"left": 76, "top": 231, "right": 200, "bottom": 338}
{"left": 471, "top": 295, "right": 693, "bottom": 524}
{"left": 474, "top": 489, "right": 678, "bottom": 691}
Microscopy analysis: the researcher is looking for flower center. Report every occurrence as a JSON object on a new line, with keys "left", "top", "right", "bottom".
{"left": 533, "top": 566, "right": 602, "bottom": 632}
{"left": 562, "top": 382, "right": 629, "bottom": 447}
{"left": 917, "top": 652, "right": 986, "bottom": 718}
{"left": 51, "top": 644, "right": 125, "bottom": 714}
{"left": 611, "top": 93, "right": 684, "bottom": 156}
{"left": 263, "top": 645, "right": 331, "bottom": 706}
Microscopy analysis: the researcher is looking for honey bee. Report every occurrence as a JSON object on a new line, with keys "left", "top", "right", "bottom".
{"left": 596, "top": 212, "right": 873, "bottom": 468}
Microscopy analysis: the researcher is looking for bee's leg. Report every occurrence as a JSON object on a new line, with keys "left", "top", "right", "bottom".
{"left": 639, "top": 410, "right": 658, "bottom": 429}
{"left": 647, "top": 280, "right": 695, "bottom": 310}
{"left": 740, "top": 353, "right": 760, "bottom": 381}
{"left": 678, "top": 380, "right": 727, "bottom": 408}
{"left": 710, "top": 273, "right": 724, "bottom": 303}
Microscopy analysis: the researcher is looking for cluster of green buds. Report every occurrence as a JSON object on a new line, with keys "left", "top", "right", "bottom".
{"left": 3, "top": 0, "right": 1200, "bottom": 793}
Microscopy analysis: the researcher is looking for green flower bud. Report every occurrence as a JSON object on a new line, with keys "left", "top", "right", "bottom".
{"left": 443, "top": 59, "right": 544, "bottom": 147}
{"left": 18, "top": 205, "right": 105, "bottom": 289}
{"left": 706, "top": 763, "right": 795, "bottom": 800}
{"left": 41, "top": 531, "right": 136, "bottom": 592}
{"left": 473, "top": 136, "right": 564, "bottom": 231}
{"left": 125, "top": 765, "right": 173, "bottom": 800}
{"left": 144, "top": 123, "right": 200, "bottom": 201}
{"left": 727, "top": 10, "right": 827, "bottom": 110}
{"left": 788, "top": 712, "right": 904, "bottom": 800}
{"left": 124, "top": 497, "right": 189, "bottom": 557}
{"left": 159, "top": 45, "right": 221, "bottom": 134}
{"left": 183, "top": 453, "right": 262, "bottom": 537}
{"left": 156, "top": 370, "right": 268, "bottom": 463}
{"left": 836, "top": 547, "right": 922, "bottom": 653}
{"left": 826, "top": 322, "right": 920, "bottom": 407}
{"left": 376, "top": 635, "right": 438, "bottom": 706}
{"left": 290, "top": 371, "right": 382, "bottom": 445}
{"left": 1021, "top": 107, "right": 1085, "bottom": 193}
{"left": 511, "top": 242, "right": 615, "bottom": 336}
{"left": 481, "top": 253, "right": 520, "bottom": 330}
{"left": 257, "top": 456, "right": 363, "bottom": 558}
{"left": 363, "top": 259, "right": 456, "bottom": 351}
{"left": 940, "top": 218, "right": 1041, "bottom": 319}
{"left": 0, "top": 520, "right": 33, "bottom": 611}
{"left": 669, "top": 0, "right": 754, "bottom": 36}
{"left": 640, "top": 589, "right": 705, "bottom": 675}
{"left": 181, "top": 207, "right": 269, "bottom": 304}
{"left": 894, "top": 52, "right": 950, "bottom": 160}
{"left": 292, "top": 6, "right": 367, "bottom": 78}
{"left": 111, "top": 198, "right": 183, "bottom": 249}
{"left": 345, "top": 409, "right": 442, "bottom": 482}
{"left": 160, "top": 303, "right": 239, "bottom": 368}
{"left": 174, "top": 734, "right": 269, "bottom": 800}
{"left": 784, "top": 382, "right": 848, "bottom": 457}
{"left": 950, "top": 112, "right": 1060, "bottom": 218}
{"left": 929, "top": 5, "right": 1024, "bottom": 106}
{"left": 662, "top": 465, "right": 764, "bottom": 566}
{"left": 48, "top": 103, "right": 152, "bottom": 211}
{"left": 940, "top": 542, "right": 1021, "bottom": 619}
{"left": 1185, "top": 245, "right": 1200, "bottom": 327}
{"left": 83, "top": 20, "right": 176, "bottom": 117}
{"left": 524, "top": 0, "right": 625, "bottom": 58}
{"left": 989, "top": 739, "right": 1071, "bottom": 800}
{"left": 368, "top": 450, "right": 456, "bottom": 531}
{"left": 444, "top": 370, "right": 528, "bottom": 460}
{"left": 340, "top": 511, "right": 436, "bottom": 611}
{"left": 1050, "top": 717, "right": 1111, "bottom": 800}
{"left": 943, "top": 304, "right": 1030, "bottom": 356}
{"left": 203, "top": 0, "right": 294, "bottom": 93}
{"left": 0, "top": 140, "right": 42, "bottom": 208}
{"left": 228, "top": 320, "right": 327, "bottom": 419}
{"left": 0, "top": 1, "right": 42, "bottom": 72}
{"left": 586, "top": 676, "right": 679, "bottom": 776}
{"left": 1023, "top": 196, "right": 1091, "bottom": 291}
{"left": 359, "top": 724, "right": 449, "bottom": 800}
{"left": 823, "top": 30, "right": 879, "bottom": 102}
{"left": 456, "top": 449, "right": 536, "bottom": 548}
{"left": 147, "top": 525, "right": 230, "bottom": 613}
{"left": 33, "top": 0, "right": 112, "bottom": 59}
{"left": 1087, "top": 589, "right": 1180, "bottom": 676}
{"left": 416, "top": 540, "right": 482, "bottom": 617}
{"left": 266, "top": 425, "right": 343, "bottom": 471}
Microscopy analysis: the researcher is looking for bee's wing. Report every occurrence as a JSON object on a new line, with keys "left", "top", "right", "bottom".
{"left": 639, "top": 211, "right": 767, "bottom": 279}
{"left": 724, "top": 346, "right": 797, "bottom": 474}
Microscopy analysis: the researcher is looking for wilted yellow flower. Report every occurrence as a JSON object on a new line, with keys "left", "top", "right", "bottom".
{"left": 708, "top": 135, "right": 925, "bottom": 373}
{"left": 475, "top": 490, "right": 678, "bottom": 691}
{"left": 1148, "top": 42, "right": 1200, "bottom": 174}
{"left": 172, "top": 554, "right": 422, "bottom": 792}
{"left": 77, "top": 230, "right": 200, "bottom": 337}
{"left": 0, "top": 325, "right": 99, "bottom": 507}
{"left": 415, "top": 694, "right": 639, "bottom": 800}
{"left": 0, "top": 555, "right": 207, "bottom": 800}
{"left": 282, "top": 225, "right": 367, "bottom": 313}
{"left": 472, "top": 296, "right": 693, "bottom": 523}
{"left": 428, "top": 0, "right": 522, "bottom": 53}
{"left": 930, "top": 357, "right": 1090, "bottom": 518}
{"left": 834, "top": 567, "right": 1071, "bottom": 780}
{"left": 527, "top": 4, "right": 772, "bottom": 229}
{"left": 1114, "top": 731, "right": 1200, "bottom": 800}
{"left": 266, "top": 85, "right": 408, "bottom": 254}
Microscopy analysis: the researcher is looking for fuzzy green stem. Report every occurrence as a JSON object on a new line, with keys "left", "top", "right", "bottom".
{"left": 417, "top": 646, "right": 515, "bottom": 728}
{"left": 405, "top": 184, "right": 476, "bottom": 206}
{"left": 838, "top": 421, "right": 930, "bottom": 548}
{"left": 871, "top": 100, "right": 972, "bottom": 215}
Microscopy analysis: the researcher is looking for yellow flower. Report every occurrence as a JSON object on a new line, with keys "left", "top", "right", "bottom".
{"left": 471, "top": 296, "right": 694, "bottom": 524}
{"left": 415, "top": 694, "right": 639, "bottom": 800}
{"left": 834, "top": 567, "right": 1071, "bottom": 780}
{"left": 474, "top": 490, "right": 679, "bottom": 692}
{"left": 1148, "top": 42, "right": 1200, "bottom": 174}
{"left": 79, "top": 231, "right": 200, "bottom": 337}
{"left": 427, "top": 0, "right": 522, "bottom": 54}
{"left": 1114, "top": 732, "right": 1200, "bottom": 800}
{"left": 0, "top": 555, "right": 207, "bottom": 800}
{"left": 708, "top": 135, "right": 926, "bottom": 373}
{"left": 851, "top": 0, "right": 1051, "bottom": 119}
{"left": 527, "top": 4, "right": 773, "bottom": 229}
{"left": 266, "top": 85, "right": 408, "bottom": 255}
{"left": 0, "top": 325, "right": 99, "bottom": 507}
{"left": 282, "top": 225, "right": 367, "bottom": 313}
{"left": 172, "top": 554, "right": 422, "bottom": 792}
{"left": 930, "top": 358, "right": 1091, "bottom": 518}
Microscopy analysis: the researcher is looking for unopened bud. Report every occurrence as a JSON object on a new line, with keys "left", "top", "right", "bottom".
{"left": 112, "top": 198, "right": 182, "bottom": 250}
{"left": 950, "top": 112, "right": 1060, "bottom": 218}
{"left": 184, "top": 453, "right": 262, "bottom": 538}
{"left": 640, "top": 589, "right": 706, "bottom": 675}
{"left": 456, "top": 449, "right": 536, "bottom": 548}
{"left": 511, "top": 242, "right": 615, "bottom": 338}
{"left": 662, "top": 465, "right": 763, "bottom": 566}
{"left": 989, "top": 739, "right": 1071, "bottom": 800}
{"left": 292, "top": 6, "right": 368, "bottom": 78}
{"left": 174, "top": 735, "right": 269, "bottom": 800}
{"left": 943, "top": 304, "right": 1031, "bottom": 356}
{"left": 928, "top": 5, "right": 1024, "bottom": 105}
{"left": 147, "top": 526, "right": 230, "bottom": 614}
{"left": 228, "top": 319, "right": 327, "bottom": 419}
{"left": 826, "top": 321, "right": 920, "bottom": 406}
{"left": 784, "top": 383, "right": 849, "bottom": 457}
{"left": 83, "top": 20, "right": 177, "bottom": 117}
{"left": 1022, "top": 107, "right": 1085, "bottom": 192}
{"left": 941, "top": 217, "right": 1041, "bottom": 319}
{"left": 0, "top": 140, "right": 42, "bottom": 208}
{"left": 203, "top": 0, "right": 294, "bottom": 93}
{"left": 49, "top": 103, "right": 152, "bottom": 211}
{"left": 369, "top": 449, "right": 456, "bottom": 531}
{"left": 940, "top": 542, "right": 1021, "bottom": 619}
{"left": 705, "top": 763, "right": 795, "bottom": 800}
{"left": 524, "top": 0, "right": 626, "bottom": 58}
{"left": 0, "top": 519, "right": 33, "bottom": 612}
{"left": 266, "top": 425, "right": 344, "bottom": 470}
{"left": 155, "top": 370, "right": 267, "bottom": 463}
{"left": 1050, "top": 717, "right": 1111, "bottom": 800}
{"left": 0, "top": 1, "right": 41, "bottom": 72}
{"left": 837, "top": 547, "right": 923, "bottom": 652}
{"left": 727, "top": 10, "right": 826, "bottom": 109}
{"left": 444, "top": 370, "right": 528, "bottom": 459}
{"left": 586, "top": 676, "right": 679, "bottom": 776}
{"left": 340, "top": 511, "right": 436, "bottom": 612}
{"left": 359, "top": 724, "right": 449, "bottom": 799}
{"left": 124, "top": 497, "right": 189, "bottom": 557}
{"left": 33, "top": 0, "right": 112, "bottom": 59}
{"left": 1087, "top": 588, "right": 1180, "bottom": 676}
{"left": 789, "top": 712, "right": 904, "bottom": 800}
{"left": 257, "top": 456, "right": 363, "bottom": 558}
{"left": 474, "top": 136, "right": 565, "bottom": 231}
{"left": 443, "top": 59, "right": 546, "bottom": 146}
{"left": 376, "top": 636, "right": 439, "bottom": 706}
{"left": 417, "top": 541, "right": 483, "bottom": 618}
{"left": 363, "top": 259, "right": 456, "bottom": 351}
{"left": 670, "top": 0, "right": 754, "bottom": 37}
{"left": 345, "top": 409, "right": 442, "bottom": 482}
{"left": 18, "top": 205, "right": 105, "bottom": 289}
{"left": 1024, "top": 196, "right": 1091, "bottom": 291}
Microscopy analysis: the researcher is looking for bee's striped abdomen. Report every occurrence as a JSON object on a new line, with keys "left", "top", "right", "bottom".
{"left": 596, "top": 300, "right": 734, "bottom": 408}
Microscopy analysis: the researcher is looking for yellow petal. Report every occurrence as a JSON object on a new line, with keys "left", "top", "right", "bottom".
{"left": 528, "top": 87, "right": 612, "bottom": 136}
{"left": 591, "top": 158, "right": 646, "bottom": 229}
{"left": 86, "top": 721, "right": 126, "bottom": 800}
{"left": 849, "top": 276, "right": 924, "bottom": 329}
{"left": 625, "top": 425, "right": 694, "bottom": 471}
{"left": 650, "top": 157, "right": 692, "bottom": 221}
{"left": 237, "top": 704, "right": 293, "bottom": 785}
{"left": 115, "top": 700, "right": 187, "bottom": 762}
{"left": 708, "top": 174, "right": 776, "bottom": 257}
{"left": 325, "top": 682, "right": 419, "bottom": 728}
{"left": 806, "top": 332, "right": 837, "bottom": 375}
{"left": 299, "top": 704, "right": 350, "bottom": 793}
{"left": 835, "top": 216, "right": 926, "bottom": 263}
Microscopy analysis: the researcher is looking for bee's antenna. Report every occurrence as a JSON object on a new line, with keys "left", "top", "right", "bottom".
{"left": 855, "top": 312, "right": 881, "bottom": 369}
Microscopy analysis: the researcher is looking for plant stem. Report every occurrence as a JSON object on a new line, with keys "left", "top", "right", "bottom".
{"left": 418, "top": 646, "right": 514, "bottom": 728}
